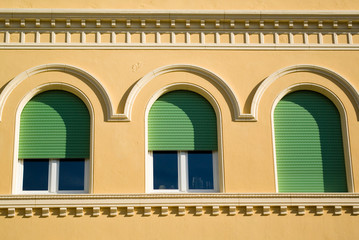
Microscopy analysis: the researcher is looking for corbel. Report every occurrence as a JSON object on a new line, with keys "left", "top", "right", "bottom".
{"left": 186, "top": 20, "right": 190, "bottom": 28}
{"left": 228, "top": 206, "right": 236, "bottom": 216}
{"left": 212, "top": 206, "right": 220, "bottom": 216}
{"left": 171, "top": 19, "right": 176, "bottom": 28}
{"left": 51, "top": 19, "right": 56, "bottom": 27}
{"left": 20, "top": 19, "right": 25, "bottom": 27}
{"left": 230, "top": 20, "right": 235, "bottom": 28}
{"left": 96, "top": 19, "right": 101, "bottom": 28}
{"left": 92, "top": 207, "right": 100, "bottom": 217}
{"left": 161, "top": 206, "right": 169, "bottom": 216}
{"left": 36, "top": 19, "right": 40, "bottom": 27}
{"left": 352, "top": 206, "right": 359, "bottom": 215}
{"left": 200, "top": 20, "right": 205, "bottom": 28}
{"left": 245, "top": 20, "right": 250, "bottom": 28}
{"left": 66, "top": 19, "right": 71, "bottom": 28}
{"left": 348, "top": 21, "right": 352, "bottom": 29}
{"left": 144, "top": 206, "right": 151, "bottom": 216}
{"left": 59, "top": 208, "right": 67, "bottom": 217}
{"left": 5, "top": 19, "right": 10, "bottom": 27}
{"left": 111, "top": 19, "right": 116, "bottom": 27}
{"left": 259, "top": 20, "right": 264, "bottom": 28}
{"left": 42, "top": 208, "right": 49, "bottom": 217}
{"left": 81, "top": 19, "right": 86, "bottom": 27}
{"left": 141, "top": 19, "right": 146, "bottom": 28}
{"left": 280, "top": 206, "right": 287, "bottom": 215}
{"left": 7, "top": 208, "right": 15, "bottom": 217}
{"left": 126, "top": 19, "right": 131, "bottom": 28}
{"left": 156, "top": 19, "right": 161, "bottom": 28}
{"left": 297, "top": 206, "right": 305, "bottom": 215}
{"left": 262, "top": 206, "right": 270, "bottom": 215}
{"left": 127, "top": 206, "right": 135, "bottom": 216}
{"left": 318, "top": 21, "right": 323, "bottom": 29}
{"left": 289, "top": 21, "right": 294, "bottom": 29}
{"left": 25, "top": 208, "right": 32, "bottom": 217}
{"left": 316, "top": 206, "right": 323, "bottom": 215}
{"left": 246, "top": 206, "right": 253, "bottom": 215}
{"left": 215, "top": 20, "right": 220, "bottom": 28}
{"left": 334, "top": 206, "right": 342, "bottom": 215}
{"left": 195, "top": 206, "right": 203, "bottom": 216}
{"left": 178, "top": 206, "right": 186, "bottom": 216}
{"left": 274, "top": 21, "right": 279, "bottom": 28}
{"left": 333, "top": 21, "right": 338, "bottom": 29}
{"left": 76, "top": 207, "right": 84, "bottom": 217}
{"left": 110, "top": 207, "right": 117, "bottom": 217}
{"left": 303, "top": 21, "right": 308, "bottom": 28}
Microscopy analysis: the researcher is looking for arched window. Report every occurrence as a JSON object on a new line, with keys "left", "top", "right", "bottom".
{"left": 148, "top": 90, "right": 219, "bottom": 192}
{"left": 273, "top": 90, "right": 348, "bottom": 192}
{"left": 17, "top": 90, "right": 90, "bottom": 193}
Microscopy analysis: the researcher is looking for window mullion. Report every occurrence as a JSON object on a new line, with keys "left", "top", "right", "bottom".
{"left": 179, "top": 151, "right": 188, "bottom": 192}
{"left": 49, "top": 159, "right": 58, "bottom": 193}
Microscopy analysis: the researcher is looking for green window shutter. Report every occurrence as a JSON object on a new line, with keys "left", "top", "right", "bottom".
{"left": 19, "top": 90, "right": 90, "bottom": 159}
{"left": 148, "top": 90, "right": 217, "bottom": 151}
{"left": 274, "top": 90, "right": 347, "bottom": 192}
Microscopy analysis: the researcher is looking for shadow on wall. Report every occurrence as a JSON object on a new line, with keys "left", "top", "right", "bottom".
{"left": 19, "top": 90, "right": 90, "bottom": 159}
{"left": 148, "top": 90, "right": 217, "bottom": 150}
{"left": 274, "top": 90, "right": 347, "bottom": 193}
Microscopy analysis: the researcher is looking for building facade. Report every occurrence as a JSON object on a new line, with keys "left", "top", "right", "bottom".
{"left": 1, "top": 0, "right": 359, "bottom": 239}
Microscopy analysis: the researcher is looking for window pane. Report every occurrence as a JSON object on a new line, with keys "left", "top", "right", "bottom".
{"left": 188, "top": 151, "right": 214, "bottom": 189}
{"left": 153, "top": 151, "right": 178, "bottom": 189}
{"left": 23, "top": 159, "right": 49, "bottom": 190}
{"left": 59, "top": 159, "right": 85, "bottom": 191}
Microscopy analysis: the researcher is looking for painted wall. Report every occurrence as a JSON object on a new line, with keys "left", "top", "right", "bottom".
{"left": 0, "top": 207, "right": 358, "bottom": 240}
{"left": 1, "top": 1, "right": 359, "bottom": 239}
{"left": 2, "top": 0, "right": 359, "bottom": 10}
{"left": 0, "top": 50, "right": 358, "bottom": 194}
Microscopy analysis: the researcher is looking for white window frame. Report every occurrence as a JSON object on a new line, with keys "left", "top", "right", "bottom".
{"left": 16, "top": 158, "right": 89, "bottom": 194}
{"left": 147, "top": 151, "right": 219, "bottom": 193}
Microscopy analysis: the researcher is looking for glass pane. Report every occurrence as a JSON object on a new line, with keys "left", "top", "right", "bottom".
{"left": 188, "top": 151, "right": 214, "bottom": 189}
{"left": 23, "top": 159, "right": 49, "bottom": 191}
{"left": 59, "top": 159, "right": 85, "bottom": 191}
{"left": 153, "top": 151, "right": 178, "bottom": 189}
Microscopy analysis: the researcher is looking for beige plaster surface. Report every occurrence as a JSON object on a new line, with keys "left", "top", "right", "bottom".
{"left": 0, "top": 50, "right": 358, "bottom": 194}
{"left": 1, "top": 0, "right": 358, "bottom": 10}
{"left": 1, "top": 1, "right": 359, "bottom": 239}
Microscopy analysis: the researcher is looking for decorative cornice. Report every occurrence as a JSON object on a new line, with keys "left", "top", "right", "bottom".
{"left": 0, "top": 9, "right": 359, "bottom": 50}
{"left": 1, "top": 193, "right": 359, "bottom": 217}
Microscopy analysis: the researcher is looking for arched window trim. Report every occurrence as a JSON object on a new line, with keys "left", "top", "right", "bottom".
{"left": 271, "top": 83, "right": 354, "bottom": 193}
{"left": 145, "top": 83, "right": 224, "bottom": 193}
{"left": 12, "top": 83, "right": 94, "bottom": 194}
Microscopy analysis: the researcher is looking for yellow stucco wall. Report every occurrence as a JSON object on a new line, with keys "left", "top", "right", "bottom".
{"left": 2, "top": 0, "right": 359, "bottom": 10}
{"left": 0, "top": 50, "right": 358, "bottom": 194}
{"left": 1, "top": 1, "right": 359, "bottom": 239}
{"left": 0, "top": 207, "right": 358, "bottom": 240}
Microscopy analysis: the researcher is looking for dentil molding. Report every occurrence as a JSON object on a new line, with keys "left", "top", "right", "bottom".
{"left": 1, "top": 9, "right": 359, "bottom": 49}
{"left": 0, "top": 193, "right": 359, "bottom": 217}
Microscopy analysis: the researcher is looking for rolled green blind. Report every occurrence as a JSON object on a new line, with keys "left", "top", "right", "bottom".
{"left": 148, "top": 90, "right": 217, "bottom": 151}
{"left": 274, "top": 90, "right": 347, "bottom": 192}
{"left": 19, "top": 90, "right": 90, "bottom": 159}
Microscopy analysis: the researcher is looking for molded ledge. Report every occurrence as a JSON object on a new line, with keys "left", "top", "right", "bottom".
{"left": 0, "top": 193, "right": 358, "bottom": 217}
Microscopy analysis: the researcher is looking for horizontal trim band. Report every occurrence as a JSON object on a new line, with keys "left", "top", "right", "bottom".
{"left": 1, "top": 193, "right": 358, "bottom": 207}
{"left": 1, "top": 45, "right": 359, "bottom": 50}
{"left": 1, "top": 9, "right": 359, "bottom": 19}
